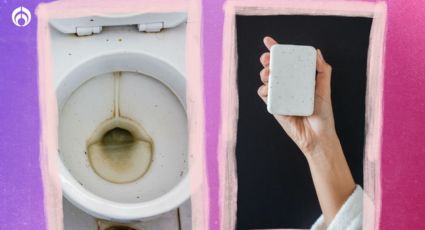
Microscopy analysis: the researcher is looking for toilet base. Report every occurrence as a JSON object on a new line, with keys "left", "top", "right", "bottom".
{"left": 63, "top": 198, "right": 192, "bottom": 230}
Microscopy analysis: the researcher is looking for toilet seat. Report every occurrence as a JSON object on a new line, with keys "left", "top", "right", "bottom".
{"left": 50, "top": 13, "right": 189, "bottom": 221}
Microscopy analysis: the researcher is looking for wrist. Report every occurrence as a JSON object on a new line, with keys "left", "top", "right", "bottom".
{"left": 304, "top": 133, "right": 356, "bottom": 225}
{"left": 304, "top": 133, "right": 355, "bottom": 186}
{"left": 304, "top": 132, "right": 342, "bottom": 160}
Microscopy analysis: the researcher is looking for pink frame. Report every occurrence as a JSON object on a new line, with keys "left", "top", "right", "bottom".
{"left": 219, "top": 1, "right": 387, "bottom": 229}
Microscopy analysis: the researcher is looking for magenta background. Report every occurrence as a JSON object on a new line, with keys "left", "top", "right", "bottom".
{"left": 1, "top": 0, "right": 425, "bottom": 229}
{"left": 380, "top": 0, "right": 425, "bottom": 229}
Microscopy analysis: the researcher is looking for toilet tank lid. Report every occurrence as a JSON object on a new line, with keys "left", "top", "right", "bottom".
{"left": 49, "top": 12, "right": 186, "bottom": 34}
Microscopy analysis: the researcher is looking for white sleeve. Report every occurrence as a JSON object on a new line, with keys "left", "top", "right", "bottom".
{"left": 311, "top": 185, "right": 363, "bottom": 230}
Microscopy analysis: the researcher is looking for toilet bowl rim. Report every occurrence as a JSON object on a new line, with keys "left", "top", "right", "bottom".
{"left": 55, "top": 50, "right": 187, "bottom": 113}
{"left": 60, "top": 160, "right": 191, "bottom": 221}
{"left": 59, "top": 132, "right": 190, "bottom": 220}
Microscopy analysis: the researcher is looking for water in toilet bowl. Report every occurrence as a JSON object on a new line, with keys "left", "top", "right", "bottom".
{"left": 87, "top": 120, "right": 154, "bottom": 184}
{"left": 59, "top": 71, "right": 188, "bottom": 203}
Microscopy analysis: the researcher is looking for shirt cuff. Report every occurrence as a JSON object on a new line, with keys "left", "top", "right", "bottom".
{"left": 311, "top": 185, "right": 363, "bottom": 230}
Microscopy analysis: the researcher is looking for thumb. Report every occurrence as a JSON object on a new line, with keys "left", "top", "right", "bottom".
{"left": 315, "top": 49, "right": 332, "bottom": 99}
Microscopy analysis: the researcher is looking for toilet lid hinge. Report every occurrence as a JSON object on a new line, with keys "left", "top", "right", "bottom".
{"left": 50, "top": 13, "right": 186, "bottom": 35}
{"left": 76, "top": 26, "right": 103, "bottom": 36}
{"left": 137, "top": 22, "right": 164, "bottom": 33}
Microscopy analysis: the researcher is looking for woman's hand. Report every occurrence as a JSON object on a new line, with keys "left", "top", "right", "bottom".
{"left": 258, "top": 36, "right": 356, "bottom": 226}
{"left": 257, "top": 36, "right": 337, "bottom": 157}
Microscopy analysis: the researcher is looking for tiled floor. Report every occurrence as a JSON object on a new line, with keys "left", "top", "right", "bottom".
{"left": 63, "top": 198, "right": 191, "bottom": 230}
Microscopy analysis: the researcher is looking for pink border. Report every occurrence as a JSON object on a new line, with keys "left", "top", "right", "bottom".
{"left": 219, "top": 1, "right": 387, "bottom": 229}
{"left": 36, "top": 0, "right": 208, "bottom": 229}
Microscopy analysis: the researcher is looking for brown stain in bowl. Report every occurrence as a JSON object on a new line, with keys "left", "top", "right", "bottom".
{"left": 86, "top": 72, "right": 154, "bottom": 184}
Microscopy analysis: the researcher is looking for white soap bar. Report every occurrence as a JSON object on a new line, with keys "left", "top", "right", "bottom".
{"left": 267, "top": 44, "right": 317, "bottom": 116}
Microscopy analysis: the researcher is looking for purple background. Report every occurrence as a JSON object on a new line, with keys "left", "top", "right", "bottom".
{"left": 202, "top": 0, "right": 223, "bottom": 229}
{"left": 1, "top": 0, "right": 425, "bottom": 229}
{"left": 0, "top": 1, "right": 47, "bottom": 229}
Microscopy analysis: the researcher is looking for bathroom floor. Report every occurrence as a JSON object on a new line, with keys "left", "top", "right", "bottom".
{"left": 63, "top": 198, "right": 191, "bottom": 230}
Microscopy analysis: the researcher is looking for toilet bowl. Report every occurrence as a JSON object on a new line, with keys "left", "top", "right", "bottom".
{"left": 50, "top": 13, "right": 190, "bottom": 221}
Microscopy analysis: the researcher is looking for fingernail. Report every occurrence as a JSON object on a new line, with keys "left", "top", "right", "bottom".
{"left": 317, "top": 49, "right": 324, "bottom": 62}
{"left": 263, "top": 37, "right": 269, "bottom": 45}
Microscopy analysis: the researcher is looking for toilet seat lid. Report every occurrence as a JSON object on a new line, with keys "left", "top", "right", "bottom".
{"left": 50, "top": 12, "right": 186, "bottom": 34}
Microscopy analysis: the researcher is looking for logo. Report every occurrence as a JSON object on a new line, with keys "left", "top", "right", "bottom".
{"left": 12, "top": 6, "right": 32, "bottom": 27}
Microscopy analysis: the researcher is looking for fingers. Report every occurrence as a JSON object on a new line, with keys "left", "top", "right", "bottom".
{"left": 260, "top": 67, "right": 269, "bottom": 83}
{"left": 257, "top": 85, "right": 268, "bottom": 103}
{"left": 260, "top": 52, "right": 270, "bottom": 67}
{"left": 263, "top": 36, "right": 278, "bottom": 50}
{"left": 316, "top": 49, "right": 331, "bottom": 73}
{"left": 315, "top": 49, "right": 332, "bottom": 99}
{"left": 258, "top": 36, "right": 277, "bottom": 103}
{"left": 259, "top": 64, "right": 269, "bottom": 101}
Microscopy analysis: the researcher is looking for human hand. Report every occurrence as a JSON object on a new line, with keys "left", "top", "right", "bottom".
{"left": 258, "top": 36, "right": 356, "bottom": 225}
{"left": 258, "top": 36, "right": 339, "bottom": 157}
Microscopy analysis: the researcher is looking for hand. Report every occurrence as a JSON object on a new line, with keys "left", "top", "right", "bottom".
{"left": 258, "top": 36, "right": 356, "bottom": 225}
{"left": 258, "top": 36, "right": 338, "bottom": 157}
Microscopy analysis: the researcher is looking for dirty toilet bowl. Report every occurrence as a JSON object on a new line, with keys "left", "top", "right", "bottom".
{"left": 48, "top": 12, "right": 190, "bottom": 221}
{"left": 57, "top": 52, "right": 190, "bottom": 221}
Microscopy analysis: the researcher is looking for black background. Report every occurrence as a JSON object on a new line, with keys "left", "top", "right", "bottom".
{"left": 235, "top": 15, "right": 372, "bottom": 229}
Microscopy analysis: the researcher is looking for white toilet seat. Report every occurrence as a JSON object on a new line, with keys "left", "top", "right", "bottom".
{"left": 50, "top": 13, "right": 190, "bottom": 221}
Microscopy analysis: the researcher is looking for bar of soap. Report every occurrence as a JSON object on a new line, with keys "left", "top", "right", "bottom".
{"left": 267, "top": 44, "right": 316, "bottom": 116}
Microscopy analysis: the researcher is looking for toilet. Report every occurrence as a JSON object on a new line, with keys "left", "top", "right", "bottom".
{"left": 49, "top": 12, "right": 190, "bottom": 221}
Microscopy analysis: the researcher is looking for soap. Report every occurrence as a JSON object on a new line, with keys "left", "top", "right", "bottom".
{"left": 267, "top": 44, "right": 316, "bottom": 116}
